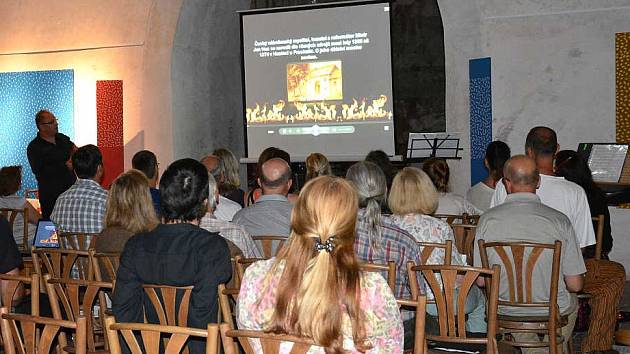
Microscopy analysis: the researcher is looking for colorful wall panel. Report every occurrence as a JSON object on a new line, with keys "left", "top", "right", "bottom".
{"left": 469, "top": 57, "right": 492, "bottom": 186}
{"left": 617, "top": 32, "right": 630, "bottom": 144}
{"left": 0, "top": 69, "right": 74, "bottom": 192}
{"left": 96, "top": 80, "right": 124, "bottom": 188}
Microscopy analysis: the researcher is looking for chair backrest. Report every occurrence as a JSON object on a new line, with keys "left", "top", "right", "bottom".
{"left": 450, "top": 224, "right": 477, "bottom": 264}
{"left": 592, "top": 214, "right": 604, "bottom": 260}
{"left": 407, "top": 263, "right": 500, "bottom": 351}
{"left": 221, "top": 322, "right": 319, "bottom": 354}
{"left": 89, "top": 249, "right": 121, "bottom": 283}
{"left": 417, "top": 240, "right": 453, "bottom": 265}
{"left": 434, "top": 213, "right": 479, "bottom": 226}
{"left": 218, "top": 284, "right": 240, "bottom": 330}
{"left": 142, "top": 284, "right": 194, "bottom": 327}
{"left": 0, "top": 207, "right": 29, "bottom": 251}
{"left": 44, "top": 274, "right": 113, "bottom": 352}
{"left": 234, "top": 256, "right": 263, "bottom": 283}
{"left": 0, "top": 273, "right": 39, "bottom": 315}
{"left": 251, "top": 235, "right": 286, "bottom": 258}
{"left": 396, "top": 295, "right": 428, "bottom": 354}
{"left": 58, "top": 232, "right": 99, "bottom": 251}
{"left": 104, "top": 315, "right": 218, "bottom": 354}
{"left": 32, "top": 248, "right": 93, "bottom": 280}
{"left": 358, "top": 261, "right": 396, "bottom": 293}
{"left": 0, "top": 307, "right": 87, "bottom": 354}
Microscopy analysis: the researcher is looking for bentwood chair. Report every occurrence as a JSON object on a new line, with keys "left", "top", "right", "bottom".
{"left": 104, "top": 315, "right": 219, "bottom": 354}
{"left": 0, "top": 307, "right": 87, "bottom": 354}
{"left": 89, "top": 249, "right": 121, "bottom": 283}
{"left": 417, "top": 240, "right": 453, "bottom": 265}
{"left": 478, "top": 240, "right": 569, "bottom": 354}
{"left": 32, "top": 248, "right": 93, "bottom": 280}
{"left": 251, "top": 236, "right": 286, "bottom": 258}
{"left": 359, "top": 261, "right": 397, "bottom": 293}
{"left": 450, "top": 224, "right": 477, "bottom": 265}
{"left": 0, "top": 207, "right": 29, "bottom": 251}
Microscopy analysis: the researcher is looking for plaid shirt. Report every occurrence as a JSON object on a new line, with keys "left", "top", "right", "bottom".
{"left": 51, "top": 179, "right": 107, "bottom": 233}
{"left": 354, "top": 209, "right": 424, "bottom": 321}
{"left": 199, "top": 214, "right": 263, "bottom": 258}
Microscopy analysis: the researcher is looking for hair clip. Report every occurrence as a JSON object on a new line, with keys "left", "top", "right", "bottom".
{"left": 314, "top": 236, "right": 336, "bottom": 253}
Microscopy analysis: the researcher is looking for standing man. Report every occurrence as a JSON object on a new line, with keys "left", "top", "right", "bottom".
{"left": 27, "top": 110, "right": 76, "bottom": 220}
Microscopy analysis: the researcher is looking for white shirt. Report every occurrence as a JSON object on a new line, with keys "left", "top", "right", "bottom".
{"left": 490, "top": 174, "right": 595, "bottom": 248}
{"left": 436, "top": 192, "right": 482, "bottom": 215}
{"left": 214, "top": 195, "right": 242, "bottom": 222}
{"left": 466, "top": 182, "right": 495, "bottom": 212}
{"left": 0, "top": 194, "right": 35, "bottom": 247}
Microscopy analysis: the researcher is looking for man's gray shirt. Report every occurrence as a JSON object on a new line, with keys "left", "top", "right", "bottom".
{"left": 473, "top": 193, "right": 586, "bottom": 316}
{"left": 232, "top": 194, "right": 293, "bottom": 237}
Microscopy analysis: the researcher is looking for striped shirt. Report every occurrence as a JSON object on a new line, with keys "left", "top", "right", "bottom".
{"left": 199, "top": 214, "right": 263, "bottom": 258}
{"left": 51, "top": 179, "right": 107, "bottom": 233}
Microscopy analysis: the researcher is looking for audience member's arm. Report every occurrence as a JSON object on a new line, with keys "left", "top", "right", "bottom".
{"left": 111, "top": 238, "right": 143, "bottom": 323}
{"left": 564, "top": 274, "right": 584, "bottom": 293}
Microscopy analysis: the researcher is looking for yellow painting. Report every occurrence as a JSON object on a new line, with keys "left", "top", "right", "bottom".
{"left": 287, "top": 61, "right": 343, "bottom": 102}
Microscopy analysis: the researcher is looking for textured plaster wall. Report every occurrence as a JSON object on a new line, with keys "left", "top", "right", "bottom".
{"left": 0, "top": 0, "right": 182, "bottom": 169}
{"left": 438, "top": 0, "right": 630, "bottom": 195}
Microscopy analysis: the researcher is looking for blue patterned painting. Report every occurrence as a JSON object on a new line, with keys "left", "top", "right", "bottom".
{"left": 469, "top": 58, "right": 492, "bottom": 186}
{"left": 0, "top": 69, "right": 74, "bottom": 193}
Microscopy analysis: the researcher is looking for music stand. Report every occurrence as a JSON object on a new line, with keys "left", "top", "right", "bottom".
{"left": 407, "top": 132, "right": 462, "bottom": 160}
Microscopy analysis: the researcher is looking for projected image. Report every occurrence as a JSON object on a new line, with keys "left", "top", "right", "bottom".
{"left": 287, "top": 61, "right": 343, "bottom": 102}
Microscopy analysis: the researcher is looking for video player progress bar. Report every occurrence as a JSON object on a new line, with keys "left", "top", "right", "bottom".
{"left": 277, "top": 125, "right": 355, "bottom": 136}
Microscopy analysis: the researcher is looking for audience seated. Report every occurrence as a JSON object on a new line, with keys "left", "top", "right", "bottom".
{"left": 388, "top": 167, "right": 486, "bottom": 333}
{"left": 475, "top": 155, "right": 585, "bottom": 353}
{"left": 94, "top": 169, "right": 159, "bottom": 255}
{"left": 555, "top": 150, "right": 625, "bottom": 353}
{"left": 200, "top": 154, "right": 242, "bottom": 221}
{"left": 199, "top": 173, "right": 262, "bottom": 258}
{"left": 365, "top": 149, "right": 396, "bottom": 191}
{"left": 345, "top": 161, "right": 422, "bottom": 347}
{"left": 466, "top": 141, "right": 510, "bottom": 212}
{"left": 247, "top": 147, "right": 298, "bottom": 205}
{"left": 305, "top": 152, "right": 332, "bottom": 183}
{"left": 423, "top": 157, "right": 481, "bottom": 215}
{"left": 131, "top": 150, "right": 162, "bottom": 217}
{"left": 51, "top": 144, "right": 107, "bottom": 233}
{"left": 0, "top": 166, "right": 41, "bottom": 246}
{"left": 0, "top": 214, "right": 23, "bottom": 304}
{"left": 112, "top": 158, "right": 231, "bottom": 354}
{"left": 213, "top": 147, "right": 247, "bottom": 207}
{"left": 491, "top": 127, "right": 596, "bottom": 248}
{"left": 237, "top": 176, "right": 403, "bottom": 353}
{"left": 233, "top": 158, "right": 293, "bottom": 239}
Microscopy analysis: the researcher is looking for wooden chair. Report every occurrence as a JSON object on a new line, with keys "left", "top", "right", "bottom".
{"left": 592, "top": 214, "right": 605, "bottom": 260}
{"left": 234, "top": 256, "right": 263, "bottom": 283}
{"left": 218, "top": 284, "right": 240, "bottom": 330}
{"left": 433, "top": 214, "right": 462, "bottom": 226}
{"left": 142, "top": 284, "right": 194, "bottom": 327}
{"left": 417, "top": 240, "right": 453, "bottom": 265}
{"left": 358, "top": 261, "right": 396, "bottom": 293}
{"left": 0, "top": 307, "right": 87, "bottom": 354}
{"left": 0, "top": 273, "right": 39, "bottom": 314}
{"left": 89, "top": 249, "right": 121, "bottom": 283}
{"left": 104, "top": 315, "right": 219, "bottom": 354}
{"left": 398, "top": 295, "right": 428, "bottom": 354}
{"left": 450, "top": 224, "right": 477, "bottom": 265}
{"left": 59, "top": 232, "right": 99, "bottom": 251}
{"left": 0, "top": 207, "right": 30, "bottom": 251}
{"left": 478, "top": 240, "right": 568, "bottom": 354}
{"left": 251, "top": 236, "right": 286, "bottom": 258}
{"left": 32, "top": 248, "right": 93, "bottom": 280}
{"left": 407, "top": 263, "right": 500, "bottom": 353}
{"left": 44, "top": 274, "right": 113, "bottom": 353}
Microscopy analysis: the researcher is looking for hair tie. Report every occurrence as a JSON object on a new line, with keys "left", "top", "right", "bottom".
{"left": 183, "top": 176, "right": 192, "bottom": 190}
{"left": 314, "top": 236, "right": 336, "bottom": 253}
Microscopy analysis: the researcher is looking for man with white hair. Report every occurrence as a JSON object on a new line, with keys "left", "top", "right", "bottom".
{"left": 199, "top": 174, "right": 262, "bottom": 258}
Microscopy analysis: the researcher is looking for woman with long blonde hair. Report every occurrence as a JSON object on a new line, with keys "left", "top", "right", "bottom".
{"left": 305, "top": 152, "right": 332, "bottom": 182}
{"left": 237, "top": 176, "right": 403, "bottom": 353}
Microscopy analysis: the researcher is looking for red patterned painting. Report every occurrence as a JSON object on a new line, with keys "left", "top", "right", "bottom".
{"left": 96, "top": 80, "right": 123, "bottom": 188}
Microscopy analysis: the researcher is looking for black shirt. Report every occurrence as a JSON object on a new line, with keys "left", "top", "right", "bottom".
{"left": 112, "top": 223, "right": 231, "bottom": 354}
{"left": 27, "top": 133, "right": 76, "bottom": 219}
{"left": 0, "top": 215, "right": 22, "bottom": 273}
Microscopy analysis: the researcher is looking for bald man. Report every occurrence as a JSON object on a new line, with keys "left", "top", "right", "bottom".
{"left": 475, "top": 155, "right": 586, "bottom": 353}
{"left": 232, "top": 158, "right": 293, "bottom": 242}
{"left": 200, "top": 154, "right": 241, "bottom": 221}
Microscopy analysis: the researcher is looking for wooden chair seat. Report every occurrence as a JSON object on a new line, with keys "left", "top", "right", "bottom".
{"left": 498, "top": 313, "right": 569, "bottom": 325}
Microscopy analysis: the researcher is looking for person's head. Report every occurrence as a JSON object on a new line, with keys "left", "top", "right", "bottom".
{"left": 271, "top": 176, "right": 368, "bottom": 352}
{"left": 503, "top": 155, "right": 540, "bottom": 194}
{"left": 105, "top": 169, "right": 160, "bottom": 233}
{"left": 255, "top": 147, "right": 291, "bottom": 180}
{"left": 345, "top": 161, "right": 386, "bottom": 251}
{"left": 200, "top": 154, "right": 223, "bottom": 184}
{"left": 0, "top": 166, "right": 22, "bottom": 196}
{"left": 159, "top": 158, "right": 209, "bottom": 223}
{"left": 485, "top": 141, "right": 511, "bottom": 181}
{"left": 259, "top": 158, "right": 292, "bottom": 196}
{"left": 554, "top": 150, "right": 595, "bottom": 192}
{"left": 422, "top": 157, "right": 450, "bottom": 193}
{"left": 525, "top": 126, "right": 559, "bottom": 160}
{"left": 206, "top": 172, "right": 219, "bottom": 213}
{"left": 35, "top": 110, "right": 58, "bottom": 137}
{"left": 131, "top": 150, "right": 159, "bottom": 188}
{"left": 365, "top": 150, "right": 394, "bottom": 189}
{"left": 72, "top": 145, "right": 103, "bottom": 182}
{"left": 213, "top": 148, "right": 241, "bottom": 189}
{"left": 388, "top": 167, "right": 438, "bottom": 215}
{"left": 305, "top": 152, "right": 332, "bottom": 182}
